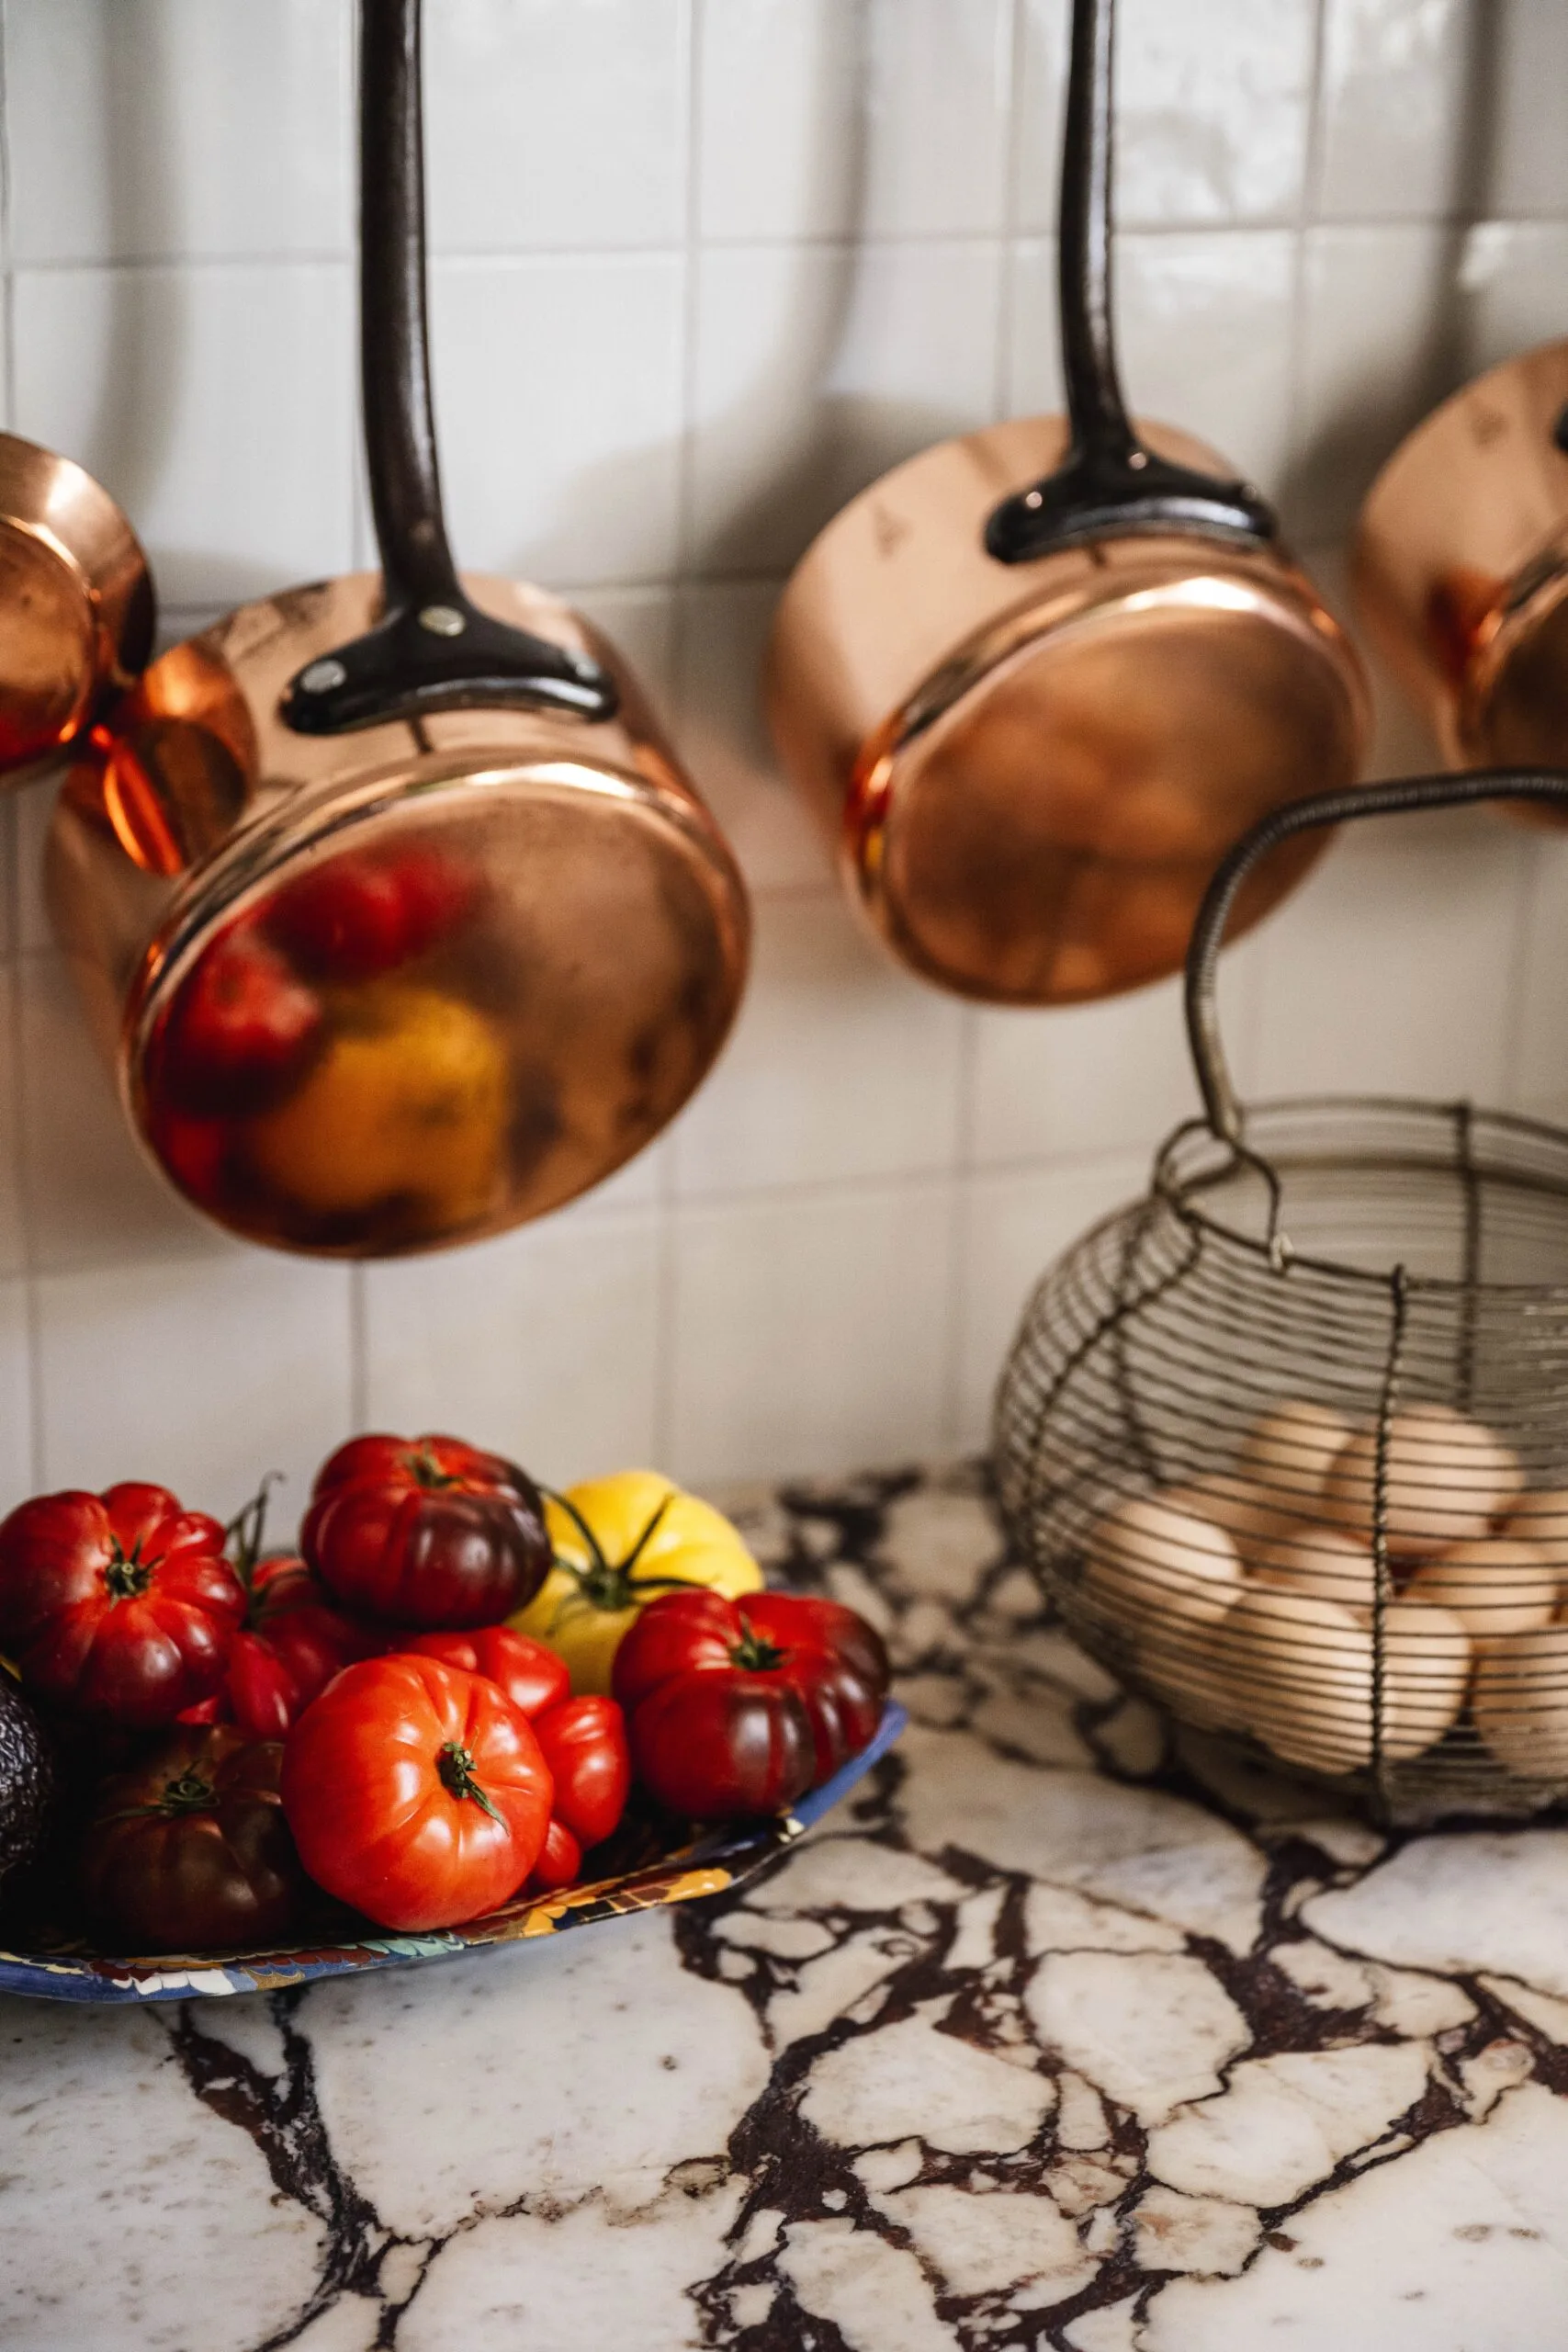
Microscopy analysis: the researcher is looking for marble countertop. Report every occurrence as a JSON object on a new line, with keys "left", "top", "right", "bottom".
{"left": 6, "top": 1463, "right": 1568, "bottom": 2352}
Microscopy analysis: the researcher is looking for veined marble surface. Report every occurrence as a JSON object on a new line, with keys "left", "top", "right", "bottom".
{"left": 6, "top": 1463, "right": 1568, "bottom": 2351}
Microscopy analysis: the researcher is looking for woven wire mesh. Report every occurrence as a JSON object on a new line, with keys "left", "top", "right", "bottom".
{"left": 994, "top": 1096, "right": 1568, "bottom": 1825}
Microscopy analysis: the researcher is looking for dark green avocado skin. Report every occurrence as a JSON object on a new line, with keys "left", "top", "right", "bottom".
{"left": 0, "top": 1674, "right": 56, "bottom": 1894}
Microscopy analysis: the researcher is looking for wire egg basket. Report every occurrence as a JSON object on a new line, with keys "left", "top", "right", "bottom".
{"left": 995, "top": 770, "right": 1568, "bottom": 1826}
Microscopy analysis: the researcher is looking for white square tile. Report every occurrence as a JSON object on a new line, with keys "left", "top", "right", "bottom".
{"left": 430, "top": 254, "right": 684, "bottom": 587}
{"left": 1014, "top": 0, "right": 1316, "bottom": 232}
{"left": 5, "top": 0, "right": 352, "bottom": 266}
{"left": 36, "top": 1251, "right": 354, "bottom": 1535}
{"left": 669, "top": 1180, "right": 953, "bottom": 1484}
{"left": 670, "top": 888, "right": 964, "bottom": 1196}
{"left": 13, "top": 263, "right": 356, "bottom": 608}
{"left": 971, "top": 978, "right": 1200, "bottom": 1170}
{"left": 1009, "top": 229, "right": 1297, "bottom": 496}
{"left": 954, "top": 1153, "right": 1148, "bottom": 1451}
{"left": 0, "top": 969, "right": 28, "bottom": 1282}
{"left": 1315, "top": 0, "right": 1475, "bottom": 224}
{"left": 671, "top": 581, "right": 834, "bottom": 892}
{"left": 18, "top": 950, "right": 229, "bottom": 1273}
{"left": 570, "top": 585, "right": 677, "bottom": 720}
{"left": 1285, "top": 223, "right": 1457, "bottom": 544}
{"left": 15, "top": 777, "right": 57, "bottom": 960}
{"left": 1455, "top": 221, "right": 1568, "bottom": 376}
{"left": 689, "top": 238, "right": 1004, "bottom": 575}
{"left": 1487, "top": 0, "right": 1568, "bottom": 219}
{"left": 697, "top": 0, "right": 1013, "bottom": 243}
{"left": 1248, "top": 808, "right": 1529, "bottom": 1108}
{"left": 363, "top": 1204, "right": 662, "bottom": 1486}
{"left": 426, "top": 0, "right": 687, "bottom": 254}
{"left": 1508, "top": 831, "right": 1568, "bottom": 1129}
{"left": 0, "top": 1280, "right": 35, "bottom": 1517}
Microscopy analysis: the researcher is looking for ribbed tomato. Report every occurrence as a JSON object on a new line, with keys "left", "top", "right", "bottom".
{"left": 302, "top": 1432, "right": 551, "bottom": 1629}
{"left": 280, "top": 1655, "right": 553, "bottom": 1930}
{"left": 531, "top": 1695, "right": 630, "bottom": 1849}
{"left": 402, "top": 1625, "right": 569, "bottom": 1719}
{"left": 0, "top": 1484, "right": 243, "bottom": 1727}
{"left": 80, "top": 1724, "right": 303, "bottom": 1952}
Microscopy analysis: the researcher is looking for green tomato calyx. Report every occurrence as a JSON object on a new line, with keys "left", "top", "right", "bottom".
{"left": 437, "top": 1740, "right": 504, "bottom": 1823}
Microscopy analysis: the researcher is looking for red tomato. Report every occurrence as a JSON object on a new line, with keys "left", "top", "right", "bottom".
{"left": 281, "top": 1655, "right": 554, "bottom": 1930}
{"left": 531, "top": 1695, "right": 630, "bottom": 1849}
{"left": 225, "top": 1555, "right": 384, "bottom": 1739}
{"left": 613, "top": 1589, "right": 890, "bottom": 1819}
{"left": 403, "top": 1626, "right": 570, "bottom": 1718}
{"left": 0, "top": 1484, "right": 244, "bottom": 1727}
{"left": 302, "top": 1432, "right": 552, "bottom": 1630}
{"left": 266, "top": 844, "right": 478, "bottom": 982}
{"left": 529, "top": 1815, "right": 582, "bottom": 1893}
{"left": 158, "top": 916, "right": 324, "bottom": 1114}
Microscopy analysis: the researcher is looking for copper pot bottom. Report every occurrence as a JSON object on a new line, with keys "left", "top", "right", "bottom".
{"left": 851, "top": 578, "right": 1364, "bottom": 1004}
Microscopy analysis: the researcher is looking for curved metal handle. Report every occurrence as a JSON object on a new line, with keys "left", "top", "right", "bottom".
{"left": 987, "top": 0, "right": 1274, "bottom": 566}
{"left": 1186, "top": 769, "right": 1568, "bottom": 1143}
{"left": 282, "top": 0, "right": 616, "bottom": 736}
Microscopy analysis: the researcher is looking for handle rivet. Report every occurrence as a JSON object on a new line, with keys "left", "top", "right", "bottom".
{"left": 1128, "top": 449, "right": 1148, "bottom": 471}
{"left": 300, "top": 658, "right": 348, "bottom": 694}
{"left": 1024, "top": 489, "right": 1043, "bottom": 509}
{"left": 419, "top": 604, "right": 467, "bottom": 638}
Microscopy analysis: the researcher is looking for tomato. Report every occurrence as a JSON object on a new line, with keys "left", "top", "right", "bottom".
{"left": 510, "top": 1471, "right": 764, "bottom": 1694}
{"left": 613, "top": 1589, "right": 891, "bottom": 1819}
{"left": 529, "top": 1815, "right": 582, "bottom": 1893}
{"left": 225, "top": 1554, "right": 384, "bottom": 1738}
{"left": 157, "top": 916, "right": 324, "bottom": 1115}
{"left": 531, "top": 1695, "right": 630, "bottom": 1849}
{"left": 265, "top": 843, "right": 478, "bottom": 982}
{"left": 302, "top": 1432, "right": 551, "bottom": 1629}
{"left": 281, "top": 1655, "right": 554, "bottom": 1930}
{"left": 0, "top": 1484, "right": 244, "bottom": 1727}
{"left": 80, "top": 1724, "right": 304, "bottom": 1952}
{"left": 403, "top": 1626, "right": 570, "bottom": 1718}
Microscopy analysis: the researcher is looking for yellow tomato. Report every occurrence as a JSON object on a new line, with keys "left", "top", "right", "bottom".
{"left": 509, "top": 1469, "right": 763, "bottom": 1693}
{"left": 248, "top": 984, "right": 507, "bottom": 1228}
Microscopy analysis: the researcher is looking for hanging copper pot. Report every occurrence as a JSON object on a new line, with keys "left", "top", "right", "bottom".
{"left": 47, "top": 0, "right": 749, "bottom": 1259}
{"left": 764, "top": 0, "right": 1369, "bottom": 1006}
{"left": 1354, "top": 338, "right": 1568, "bottom": 815}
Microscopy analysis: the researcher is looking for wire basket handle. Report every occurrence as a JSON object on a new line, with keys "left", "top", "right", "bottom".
{"left": 1186, "top": 768, "right": 1568, "bottom": 1143}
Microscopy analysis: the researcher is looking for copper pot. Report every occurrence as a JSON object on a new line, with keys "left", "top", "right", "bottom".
{"left": 47, "top": 0, "right": 749, "bottom": 1260}
{"left": 1354, "top": 338, "right": 1568, "bottom": 810}
{"left": 765, "top": 0, "right": 1369, "bottom": 1006}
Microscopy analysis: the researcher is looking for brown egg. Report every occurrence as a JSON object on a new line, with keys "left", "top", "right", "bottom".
{"left": 1472, "top": 1626, "right": 1568, "bottom": 1780}
{"left": 1502, "top": 1489, "right": 1568, "bottom": 1574}
{"left": 1253, "top": 1526, "right": 1380, "bottom": 1611}
{"left": 1236, "top": 1400, "right": 1354, "bottom": 1507}
{"left": 1168, "top": 1474, "right": 1295, "bottom": 1560}
{"left": 1323, "top": 1406, "right": 1523, "bottom": 1559}
{"left": 1223, "top": 1589, "right": 1470, "bottom": 1775}
{"left": 1404, "top": 1539, "right": 1559, "bottom": 1641}
{"left": 1134, "top": 1611, "right": 1249, "bottom": 1735}
{"left": 1081, "top": 1495, "right": 1243, "bottom": 1640}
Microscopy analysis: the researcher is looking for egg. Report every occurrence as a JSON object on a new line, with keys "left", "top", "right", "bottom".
{"left": 1501, "top": 1489, "right": 1568, "bottom": 1573}
{"left": 1472, "top": 1626, "right": 1568, "bottom": 1779}
{"left": 1134, "top": 1629, "right": 1249, "bottom": 1735}
{"left": 1253, "top": 1526, "right": 1380, "bottom": 1611}
{"left": 1167, "top": 1474, "right": 1294, "bottom": 1559}
{"left": 1222, "top": 1589, "right": 1470, "bottom": 1775}
{"left": 1322, "top": 1405, "right": 1523, "bottom": 1559}
{"left": 1236, "top": 1400, "right": 1353, "bottom": 1506}
{"left": 1081, "top": 1495, "right": 1242, "bottom": 1640}
{"left": 1404, "top": 1539, "right": 1559, "bottom": 1640}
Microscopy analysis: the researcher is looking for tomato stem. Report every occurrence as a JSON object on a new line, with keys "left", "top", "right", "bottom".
{"left": 436, "top": 1740, "right": 504, "bottom": 1823}
{"left": 729, "top": 1625, "right": 787, "bottom": 1673}
{"left": 410, "top": 1450, "right": 463, "bottom": 1492}
{"left": 542, "top": 1488, "right": 690, "bottom": 1619}
{"left": 103, "top": 1547, "right": 152, "bottom": 1600}
{"left": 225, "top": 1472, "right": 284, "bottom": 1592}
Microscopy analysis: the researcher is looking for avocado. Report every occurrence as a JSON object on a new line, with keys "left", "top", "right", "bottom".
{"left": 0, "top": 1673, "right": 56, "bottom": 1899}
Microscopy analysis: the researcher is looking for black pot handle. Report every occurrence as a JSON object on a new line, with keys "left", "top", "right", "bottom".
{"left": 1186, "top": 769, "right": 1568, "bottom": 1143}
{"left": 986, "top": 0, "right": 1275, "bottom": 566}
{"left": 282, "top": 0, "right": 616, "bottom": 736}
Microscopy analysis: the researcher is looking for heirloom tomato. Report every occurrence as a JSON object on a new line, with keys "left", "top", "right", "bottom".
{"left": 614, "top": 1589, "right": 890, "bottom": 1820}
{"left": 528, "top": 1814, "right": 582, "bottom": 1893}
{"left": 224, "top": 1554, "right": 382, "bottom": 1739}
{"left": 531, "top": 1695, "right": 630, "bottom": 1849}
{"left": 266, "top": 842, "right": 478, "bottom": 983}
{"left": 80, "top": 1724, "right": 303, "bottom": 1952}
{"left": 281, "top": 1655, "right": 554, "bottom": 1930}
{"left": 158, "top": 916, "right": 324, "bottom": 1115}
{"left": 302, "top": 1432, "right": 551, "bottom": 1629}
{"left": 403, "top": 1625, "right": 569, "bottom": 1718}
{"left": 510, "top": 1471, "right": 763, "bottom": 1694}
{"left": 0, "top": 1483, "right": 243, "bottom": 1727}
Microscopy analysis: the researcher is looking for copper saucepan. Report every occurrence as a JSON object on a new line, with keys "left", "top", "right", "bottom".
{"left": 0, "top": 432, "right": 152, "bottom": 772}
{"left": 765, "top": 0, "right": 1369, "bottom": 1006}
{"left": 47, "top": 0, "right": 750, "bottom": 1259}
{"left": 1354, "top": 338, "right": 1568, "bottom": 812}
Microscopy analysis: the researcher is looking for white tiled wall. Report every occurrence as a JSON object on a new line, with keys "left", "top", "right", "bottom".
{"left": 3, "top": 0, "right": 1567, "bottom": 1526}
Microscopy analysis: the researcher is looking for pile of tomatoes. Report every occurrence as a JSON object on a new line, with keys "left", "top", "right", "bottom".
{"left": 0, "top": 1435, "right": 890, "bottom": 1954}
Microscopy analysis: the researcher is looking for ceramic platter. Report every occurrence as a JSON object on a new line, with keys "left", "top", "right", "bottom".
{"left": 0, "top": 1703, "right": 907, "bottom": 2004}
